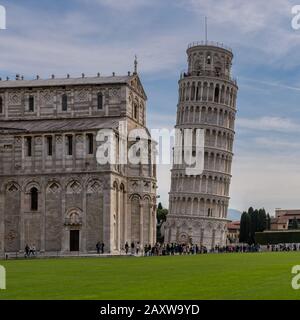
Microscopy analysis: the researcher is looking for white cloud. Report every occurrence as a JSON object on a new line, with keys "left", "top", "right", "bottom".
{"left": 178, "top": 0, "right": 300, "bottom": 67}
{"left": 0, "top": 25, "right": 185, "bottom": 78}
{"left": 3, "top": 0, "right": 299, "bottom": 79}
{"left": 92, "top": 0, "right": 155, "bottom": 10}
{"left": 0, "top": 2, "right": 189, "bottom": 78}
{"left": 255, "top": 137, "right": 300, "bottom": 149}
{"left": 230, "top": 152, "right": 300, "bottom": 215}
{"left": 181, "top": 0, "right": 292, "bottom": 33}
{"left": 239, "top": 77, "right": 300, "bottom": 92}
{"left": 181, "top": 0, "right": 271, "bottom": 32}
{"left": 237, "top": 116, "right": 300, "bottom": 133}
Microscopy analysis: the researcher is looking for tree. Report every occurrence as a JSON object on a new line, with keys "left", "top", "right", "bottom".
{"left": 157, "top": 209, "right": 168, "bottom": 222}
{"left": 156, "top": 203, "right": 168, "bottom": 243}
{"left": 240, "top": 206, "right": 270, "bottom": 243}
{"left": 239, "top": 211, "right": 251, "bottom": 244}
{"left": 292, "top": 216, "right": 298, "bottom": 230}
{"left": 157, "top": 202, "right": 168, "bottom": 223}
{"left": 266, "top": 213, "right": 271, "bottom": 230}
{"left": 248, "top": 207, "right": 254, "bottom": 216}
{"left": 257, "top": 208, "right": 267, "bottom": 232}
{"left": 249, "top": 208, "right": 259, "bottom": 244}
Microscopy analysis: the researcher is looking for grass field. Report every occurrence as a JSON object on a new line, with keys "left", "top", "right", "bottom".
{"left": 0, "top": 252, "right": 300, "bottom": 300}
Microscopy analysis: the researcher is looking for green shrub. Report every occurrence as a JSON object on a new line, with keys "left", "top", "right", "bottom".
{"left": 255, "top": 231, "right": 300, "bottom": 244}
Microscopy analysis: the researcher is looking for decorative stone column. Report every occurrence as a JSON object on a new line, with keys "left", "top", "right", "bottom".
{"left": 0, "top": 185, "right": 5, "bottom": 256}
{"left": 139, "top": 201, "right": 144, "bottom": 246}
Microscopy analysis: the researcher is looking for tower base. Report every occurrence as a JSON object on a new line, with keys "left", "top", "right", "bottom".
{"left": 164, "top": 216, "right": 228, "bottom": 249}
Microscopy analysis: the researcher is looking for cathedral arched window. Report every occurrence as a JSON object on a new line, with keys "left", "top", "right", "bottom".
{"left": 134, "top": 103, "right": 138, "bottom": 120}
{"left": 87, "top": 133, "right": 93, "bottom": 154}
{"left": 26, "top": 136, "right": 32, "bottom": 157}
{"left": 62, "top": 94, "right": 68, "bottom": 111}
{"left": 97, "top": 93, "right": 103, "bottom": 110}
{"left": 30, "top": 187, "right": 38, "bottom": 211}
{"left": 66, "top": 135, "right": 73, "bottom": 155}
{"left": 29, "top": 95, "right": 34, "bottom": 112}
{"left": 46, "top": 136, "right": 53, "bottom": 156}
{"left": 0, "top": 96, "right": 3, "bottom": 114}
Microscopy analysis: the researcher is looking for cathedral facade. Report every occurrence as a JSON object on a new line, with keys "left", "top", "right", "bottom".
{"left": 165, "top": 41, "right": 238, "bottom": 248}
{"left": 0, "top": 70, "right": 157, "bottom": 256}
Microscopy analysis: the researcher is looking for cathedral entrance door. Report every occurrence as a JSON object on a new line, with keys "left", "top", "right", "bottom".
{"left": 70, "top": 230, "right": 79, "bottom": 251}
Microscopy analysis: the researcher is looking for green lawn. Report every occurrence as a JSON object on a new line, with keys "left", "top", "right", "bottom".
{"left": 1, "top": 252, "right": 300, "bottom": 299}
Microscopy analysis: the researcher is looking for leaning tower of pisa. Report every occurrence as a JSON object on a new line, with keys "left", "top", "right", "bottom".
{"left": 164, "top": 41, "right": 238, "bottom": 249}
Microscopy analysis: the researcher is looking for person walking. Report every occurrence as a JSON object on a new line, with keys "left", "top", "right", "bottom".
{"left": 101, "top": 242, "right": 104, "bottom": 254}
{"left": 25, "top": 244, "right": 30, "bottom": 258}
{"left": 136, "top": 242, "right": 140, "bottom": 255}
{"left": 96, "top": 242, "right": 100, "bottom": 254}
{"left": 31, "top": 244, "right": 36, "bottom": 257}
{"left": 29, "top": 245, "right": 34, "bottom": 257}
{"left": 125, "top": 242, "right": 129, "bottom": 255}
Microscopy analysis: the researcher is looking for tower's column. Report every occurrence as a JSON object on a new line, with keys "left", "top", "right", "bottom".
{"left": 117, "top": 188, "right": 121, "bottom": 251}
{"left": 152, "top": 205, "right": 157, "bottom": 244}
{"left": 0, "top": 186, "right": 5, "bottom": 256}
{"left": 139, "top": 201, "right": 143, "bottom": 247}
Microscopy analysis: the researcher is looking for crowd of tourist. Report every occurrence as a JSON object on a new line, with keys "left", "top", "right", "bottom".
{"left": 96, "top": 242, "right": 105, "bottom": 254}
{"left": 267, "top": 243, "right": 300, "bottom": 252}
{"left": 24, "top": 241, "right": 300, "bottom": 259}
{"left": 121, "top": 242, "right": 262, "bottom": 256}
{"left": 122, "top": 241, "right": 300, "bottom": 256}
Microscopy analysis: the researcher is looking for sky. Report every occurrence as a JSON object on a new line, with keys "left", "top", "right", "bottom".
{"left": 1, "top": 0, "right": 300, "bottom": 215}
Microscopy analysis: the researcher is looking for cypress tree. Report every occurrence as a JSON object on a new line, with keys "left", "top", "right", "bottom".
{"left": 266, "top": 213, "right": 271, "bottom": 230}
{"left": 249, "top": 208, "right": 258, "bottom": 244}
{"left": 239, "top": 211, "right": 251, "bottom": 244}
{"left": 156, "top": 202, "right": 168, "bottom": 223}
{"left": 240, "top": 207, "right": 270, "bottom": 243}
{"left": 257, "top": 208, "right": 267, "bottom": 232}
